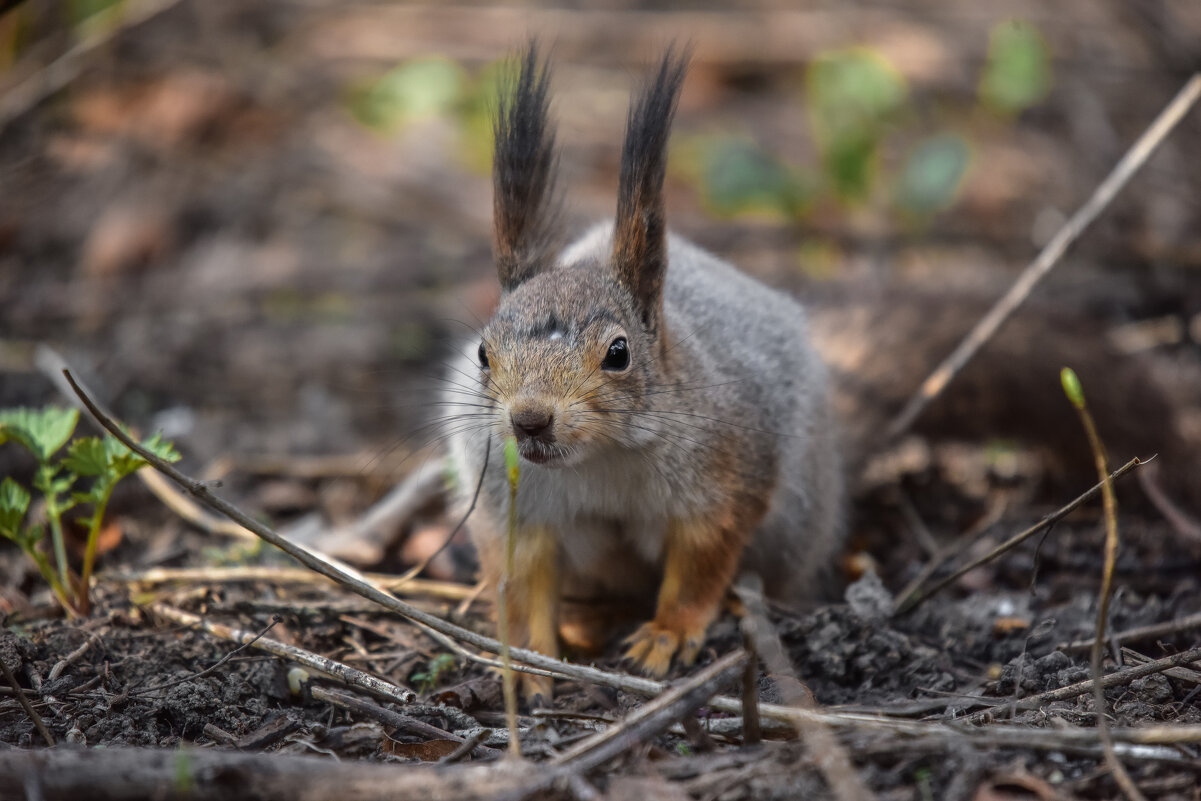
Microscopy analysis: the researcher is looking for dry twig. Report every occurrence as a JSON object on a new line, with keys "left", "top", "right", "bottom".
{"left": 149, "top": 602, "right": 416, "bottom": 706}
{"left": 1, "top": 654, "right": 53, "bottom": 747}
{"left": 549, "top": 650, "right": 747, "bottom": 774}
{"left": 1058, "top": 605, "right": 1201, "bottom": 653}
{"left": 105, "top": 565, "right": 474, "bottom": 600}
{"left": 307, "top": 684, "right": 498, "bottom": 757}
{"left": 964, "top": 644, "right": 1201, "bottom": 725}
{"left": 893, "top": 458, "right": 1143, "bottom": 615}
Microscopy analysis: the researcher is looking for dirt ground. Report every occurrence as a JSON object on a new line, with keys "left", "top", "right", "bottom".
{"left": 2, "top": 2, "right": 1201, "bottom": 799}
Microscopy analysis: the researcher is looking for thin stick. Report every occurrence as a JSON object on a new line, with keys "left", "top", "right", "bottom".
{"left": 738, "top": 582, "right": 874, "bottom": 801}
{"left": 885, "top": 73, "right": 1201, "bottom": 441}
{"left": 104, "top": 566, "right": 475, "bottom": 600}
{"left": 963, "top": 645, "right": 1201, "bottom": 725}
{"left": 149, "top": 603, "right": 416, "bottom": 706}
{"left": 440, "top": 729, "right": 492, "bottom": 764}
{"left": 36, "top": 345, "right": 257, "bottom": 542}
{"left": 130, "top": 616, "right": 280, "bottom": 697}
{"left": 891, "top": 495, "right": 1008, "bottom": 616}
{"left": 1058, "top": 611, "right": 1201, "bottom": 653}
{"left": 893, "top": 458, "right": 1143, "bottom": 614}
{"left": 550, "top": 650, "right": 747, "bottom": 774}
{"left": 739, "top": 625, "right": 761, "bottom": 747}
{"left": 66, "top": 368, "right": 614, "bottom": 686}
{"left": 308, "top": 684, "right": 497, "bottom": 756}
{"left": 0, "top": 656, "right": 53, "bottom": 747}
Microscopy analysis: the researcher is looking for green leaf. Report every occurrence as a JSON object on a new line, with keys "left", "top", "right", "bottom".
{"left": 806, "top": 48, "right": 907, "bottom": 202}
{"left": 0, "top": 407, "right": 79, "bottom": 462}
{"left": 62, "top": 437, "right": 108, "bottom": 477}
{"left": 91, "top": 431, "right": 180, "bottom": 482}
{"left": 697, "top": 137, "right": 812, "bottom": 218}
{"left": 980, "top": 21, "right": 1052, "bottom": 115}
{"left": 349, "top": 58, "right": 466, "bottom": 133}
{"left": 0, "top": 477, "right": 31, "bottom": 540}
{"left": 894, "top": 134, "right": 972, "bottom": 217}
{"left": 139, "top": 431, "right": 181, "bottom": 464}
{"left": 1060, "top": 367, "right": 1086, "bottom": 410}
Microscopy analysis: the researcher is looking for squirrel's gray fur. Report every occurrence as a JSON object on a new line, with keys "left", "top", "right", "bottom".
{"left": 443, "top": 44, "right": 844, "bottom": 666}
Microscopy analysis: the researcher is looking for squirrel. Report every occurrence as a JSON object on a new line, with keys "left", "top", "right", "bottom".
{"left": 444, "top": 44, "right": 844, "bottom": 693}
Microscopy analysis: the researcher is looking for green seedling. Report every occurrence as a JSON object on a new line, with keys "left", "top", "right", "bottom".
{"left": 410, "top": 652, "right": 457, "bottom": 694}
{"left": 0, "top": 405, "right": 179, "bottom": 615}
{"left": 499, "top": 434, "right": 521, "bottom": 757}
{"left": 1060, "top": 367, "right": 1142, "bottom": 799}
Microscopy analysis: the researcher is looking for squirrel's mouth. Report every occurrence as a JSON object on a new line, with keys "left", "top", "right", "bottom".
{"left": 517, "top": 439, "right": 566, "bottom": 466}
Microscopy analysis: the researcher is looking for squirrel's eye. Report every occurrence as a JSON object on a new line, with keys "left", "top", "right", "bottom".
{"left": 602, "top": 337, "right": 629, "bottom": 371}
{"left": 477, "top": 341, "right": 490, "bottom": 369}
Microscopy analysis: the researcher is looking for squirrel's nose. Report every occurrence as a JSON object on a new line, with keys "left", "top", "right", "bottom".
{"left": 511, "top": 407, "right": 554, "bottom": 440}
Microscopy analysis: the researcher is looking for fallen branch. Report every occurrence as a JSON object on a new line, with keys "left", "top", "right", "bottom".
{"left": 886, "top": 72, "right": 1201, "bottom": 440}
{"left": 1, "top": 652, "right": 53, "bottom": 747}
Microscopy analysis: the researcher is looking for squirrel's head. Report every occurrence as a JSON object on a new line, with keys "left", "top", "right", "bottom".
{"left": 476, "top": 44, "right": 688, "bottom": 467}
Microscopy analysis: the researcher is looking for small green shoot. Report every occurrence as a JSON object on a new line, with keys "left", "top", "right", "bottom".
{"left": 1060, "top": 366, "right": 1085, "bottom": 410}
{"left": 1060, "top": 367, "right": 1143, "bottom": 799}
{"left": 0, "top": 405, "right": 180, "bottom": 615}
{"left": 500, "top": 434, "right": 521, "bottom": 757}
{"left": 410, "top": 652, "right": 457, "bottom": 693}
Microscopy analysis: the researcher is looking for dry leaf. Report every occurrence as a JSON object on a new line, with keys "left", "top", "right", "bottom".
{"left": 381, "top": 737, "right": 461, "bottom": 761}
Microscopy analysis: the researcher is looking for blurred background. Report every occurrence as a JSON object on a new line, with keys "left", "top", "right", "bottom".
{"left": 1, "top": 1, "right": 1199, "bottom": 547}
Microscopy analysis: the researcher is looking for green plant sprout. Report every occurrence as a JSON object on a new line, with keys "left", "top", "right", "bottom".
{"left": 500, "top": 434, "right": 521, "bottom": 757}
{"left": 0, "top": 405, "right": 179, "bottom": 615}
{"left": 410, "top": 652, "right": 457, "bottom": 694}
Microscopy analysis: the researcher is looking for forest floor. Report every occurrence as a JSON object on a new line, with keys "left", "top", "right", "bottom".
{"left": 2, "top": 2, "right": 1201, "bottom": 799}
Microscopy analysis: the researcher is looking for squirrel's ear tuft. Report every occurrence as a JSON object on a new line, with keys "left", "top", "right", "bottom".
{"left": 612, "top": 45, "right": 690, "bottom": 333}
{"left": 493, "top": 41, "right": 560, "bottom": 291}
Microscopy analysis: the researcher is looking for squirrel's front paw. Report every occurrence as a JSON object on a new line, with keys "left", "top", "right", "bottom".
{"left": 622, "top": 619, "right": 707, "bottom": 677}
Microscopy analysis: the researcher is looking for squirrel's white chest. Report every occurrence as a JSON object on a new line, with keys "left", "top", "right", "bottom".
{"left": 512, "top": 447, "right": 696, "bottom": 565}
